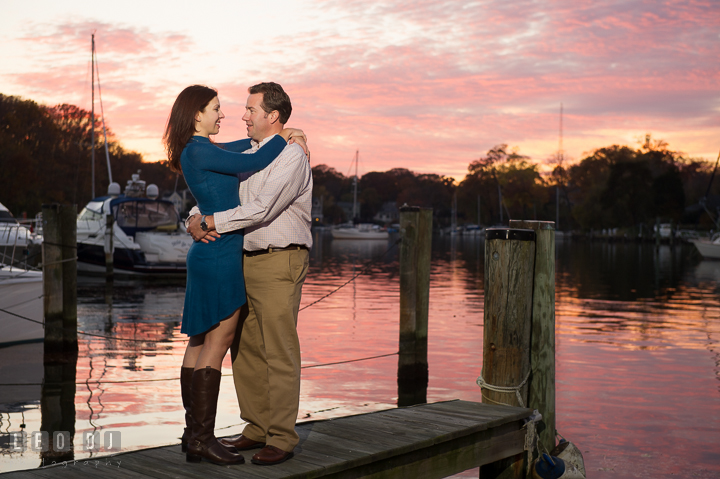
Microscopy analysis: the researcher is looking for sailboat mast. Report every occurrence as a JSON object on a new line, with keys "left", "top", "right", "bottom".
{"left": 558, "top": 102, "right": 563, "bottom": 164}
{"left": 352, "top": 149, "right": 359, "bottom": 221}
{"left": 556, "top": 102, "right": 563, "bottom": 231}
{"left": 91, "top": 33, "right": 96, "bottom": 199}
{"left": 95, "top": 51, "right": 113, "bottom": 185}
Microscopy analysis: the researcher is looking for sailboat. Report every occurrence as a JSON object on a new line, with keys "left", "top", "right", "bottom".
{"left": 331, "top": 150, "right": 389, "bottom": 240}
{"left": 690, "top": 149, "right": 720, "bottom": 259}
{"left": 75, "top": 34, "right": 192, "bottom": 275}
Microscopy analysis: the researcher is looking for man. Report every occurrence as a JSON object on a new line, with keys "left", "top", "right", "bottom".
{"left": 186, "top": 82, "right": 312, "bottom": 466}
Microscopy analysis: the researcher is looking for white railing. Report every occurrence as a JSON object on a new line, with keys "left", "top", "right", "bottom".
{"left": 0, "top": 222, "right": 42, "bottom": 270}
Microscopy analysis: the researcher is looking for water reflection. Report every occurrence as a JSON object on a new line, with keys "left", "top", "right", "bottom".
{"left": 0, "top": 236, "right": 719, "bottom": 477}
{"left": 40, "top": 354, "right": 77, "bottom": 464}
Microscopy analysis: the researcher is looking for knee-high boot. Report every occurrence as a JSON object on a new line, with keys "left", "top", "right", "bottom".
{"left": 186, "top": 367, "right": 245, "bottom": 465}
{"left": 180, "top": 367, "right": 194, "bottom": 452}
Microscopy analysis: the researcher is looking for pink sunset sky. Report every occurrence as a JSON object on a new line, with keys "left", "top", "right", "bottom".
{"left": 1, "top": 0, "right": 718, "bottom": 181}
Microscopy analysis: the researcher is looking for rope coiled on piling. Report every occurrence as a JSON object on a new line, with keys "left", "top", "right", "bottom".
{"left": 476, "top": 370, "right": 531, "bottom": 408}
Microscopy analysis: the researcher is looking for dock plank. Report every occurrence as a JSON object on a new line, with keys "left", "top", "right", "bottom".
{"left": 7, "top": 458, "right": 142, "bottom": 479}
{"left": 133, "top": 446, "right": 292, "bottom": 479}
{"left": 2, "top": 400, "right": 531, "bottom": 479}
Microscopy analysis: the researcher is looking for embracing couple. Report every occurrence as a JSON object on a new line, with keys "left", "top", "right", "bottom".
{"left": 163, "top": 82, "right": 312, "bottom": 467}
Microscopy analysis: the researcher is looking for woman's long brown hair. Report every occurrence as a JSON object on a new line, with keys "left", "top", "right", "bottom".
{"left": 163, "top": 85, "right": 217, "bottom": 173}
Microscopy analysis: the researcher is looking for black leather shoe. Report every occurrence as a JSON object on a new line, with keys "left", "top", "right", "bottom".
{"left": 219, "top": 434, "right": 265, "bottom": 451}
{"left": 251, "top": 445, "right": 294, "bottom": 466}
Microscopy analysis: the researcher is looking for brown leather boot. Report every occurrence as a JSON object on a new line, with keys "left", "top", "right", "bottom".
{"left": 180, "top": 367, "right": 194, "bottom": 452}
{"left": 186, "top": 367, "right": 245, "bottom": 465}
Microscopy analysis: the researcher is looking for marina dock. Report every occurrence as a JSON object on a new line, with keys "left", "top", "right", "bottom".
{"left": 4, "top": 400, "right": 532, "bottom": 479}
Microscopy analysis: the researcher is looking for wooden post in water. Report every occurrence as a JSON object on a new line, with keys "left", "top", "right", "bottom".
{"left": 509, "top": 220, "right": 556, "bottom": 453}
{"left": 480, "top": 227, "right": 536, "bottom": 479}
{"left": 42, "top": 205, "right": 64, "bottom": 354}
{"left": 41, "top": 205, "right": 78, "bottom": 462}
{"left": 398, "top": 206, "right": 432, "bottom": 407}
{"left": 105, "top": 214, "right": 114, "bottom": 281}
{"left": 480, "top": 228, "right": 536, "bottom": 406}
{"left": 42, "top": 204, "right": 78, "bottom": 355}
{"left": 60, "top": 206, "right": 77, "bottom": 352}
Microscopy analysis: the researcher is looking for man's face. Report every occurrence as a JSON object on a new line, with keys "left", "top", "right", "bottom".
{"left": 242, "top": 93, "right": 273, "bottom": 141}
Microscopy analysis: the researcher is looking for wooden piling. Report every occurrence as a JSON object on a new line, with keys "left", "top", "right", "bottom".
{"left": 60, "top": 206, "right": 77, "bottom": 352}
{"left": 398, "top": 206, "right": 432, "bottom": 407}
{"left": 105, "top": 214, "right": 114, "bottom": 281}
{"left": 481, "top": 228, "right": 536, "bottom": 408}
{"left": 42, "top": 205, "right": 64, "bottom": 354}
{"left": 42, "top": 204, "right": 78, "bottom": 355}
{"left": 480, "top": 228, "right": 536, "bottom": 479}
{"left": 509, "top": 220, "right": 556, "bottom": 453}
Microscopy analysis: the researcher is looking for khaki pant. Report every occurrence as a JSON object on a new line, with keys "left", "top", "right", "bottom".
{"left": 230, "top": 248, "right": 309, "bottom": 452}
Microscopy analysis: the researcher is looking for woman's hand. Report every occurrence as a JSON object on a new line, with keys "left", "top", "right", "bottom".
{"left": 280, "top": 128, "right": 310, "bottom": 159}
{"left": 187, "top": 213, "right": 221, "bottom": 243}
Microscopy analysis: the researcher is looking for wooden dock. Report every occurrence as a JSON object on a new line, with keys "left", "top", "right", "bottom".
{"left": 4, "top": 400, "right": 531, "bottom": 479}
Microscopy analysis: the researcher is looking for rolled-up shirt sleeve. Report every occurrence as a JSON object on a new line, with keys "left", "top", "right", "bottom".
{"left": 213, "top": 143, "right": 310, "bottom": 234}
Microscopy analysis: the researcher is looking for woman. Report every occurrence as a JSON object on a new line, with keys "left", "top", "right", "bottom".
{"left": 163, "top": 85, "right": 305, "bottom": 466}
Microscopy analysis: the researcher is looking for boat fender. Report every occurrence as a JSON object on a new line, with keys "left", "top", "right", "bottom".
{"left": 532, "top": 453, "right": 585, "bottom": 479}
{"left": 550, "top": 438, "right": 586, "bottom": 476}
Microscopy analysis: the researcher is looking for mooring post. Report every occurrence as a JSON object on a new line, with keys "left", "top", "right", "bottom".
{"left": 42, "top": 205, "right": 64, "bottom": 355}
{"left": 60, "top": 205, "right": 77, "bottom": 352}
{"left": 105, "top": 214, "right": 114, "bottom": 281}
{"left": 398, "top": 206, "right": 432, "bottom": 407}
{"left": 42, "top": 204, "right": 78, "bottom": 356}
{"left": 479, "top": 227, "right": 536, "bottom": 479}
{"left": 509, "top": 220, "right": 556, "bottom": 454}
{"left": 480, "top": 228, "right": 536, "bottom": 406}
{"left": 41, "top": 205, "right": 78, "bottom": 461}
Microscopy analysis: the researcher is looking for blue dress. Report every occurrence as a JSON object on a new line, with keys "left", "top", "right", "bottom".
{"left": 180, "top": 135, "right": 286, "bottom": 336}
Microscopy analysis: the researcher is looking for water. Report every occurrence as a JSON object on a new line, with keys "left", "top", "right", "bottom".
{"left": 1, "top": 233, "right": 719, "bottom": 477}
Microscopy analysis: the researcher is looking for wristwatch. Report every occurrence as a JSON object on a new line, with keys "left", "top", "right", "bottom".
{"left": 200, "top": 215, "right": 208, "bottom": 231}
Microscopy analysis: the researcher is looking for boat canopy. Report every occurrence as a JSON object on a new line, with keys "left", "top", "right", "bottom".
{"left": 110, "top": 197, "right": 180, "bottom": 236}
{"left": 0, "top": 202, "right": 18, "bottom": 224}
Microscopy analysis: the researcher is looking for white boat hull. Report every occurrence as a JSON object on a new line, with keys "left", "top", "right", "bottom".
{"left": 0, "top": 267, "right": 43, "bottom": 346}
{"left": 691, "top": 239, "right": 720, "bottom": 259}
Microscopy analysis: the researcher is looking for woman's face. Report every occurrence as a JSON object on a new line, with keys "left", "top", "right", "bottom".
{"left": 195, "top": 96, "right": 224, "bottom": 137}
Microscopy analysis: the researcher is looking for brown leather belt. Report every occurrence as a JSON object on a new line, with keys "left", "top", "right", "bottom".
{"left": 244, "top": 244, "right": 308, "bottom": 257}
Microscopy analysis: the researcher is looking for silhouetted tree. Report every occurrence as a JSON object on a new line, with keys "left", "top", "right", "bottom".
{"left": 0, "top": 94, "right": 182, "bottom": 217}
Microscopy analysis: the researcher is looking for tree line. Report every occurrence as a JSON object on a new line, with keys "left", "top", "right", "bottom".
{"left": 0, "top": 93, "right": 183, "bottom": 219}
{"left": 2, "top": 93, "right": 717, "bottom": 230}
{"left": 314, "top": 139, "right": 718, "bottom": 230}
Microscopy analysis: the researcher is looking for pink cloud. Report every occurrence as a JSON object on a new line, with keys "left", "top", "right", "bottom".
{"left": 22, "top": 21, "right": 192, "bottom": 56}
{"left": 247, "top": 0, "right": 719, "bottom": 174}
{"left": 7, "top": 0, "right": 720, "bottom": 179}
